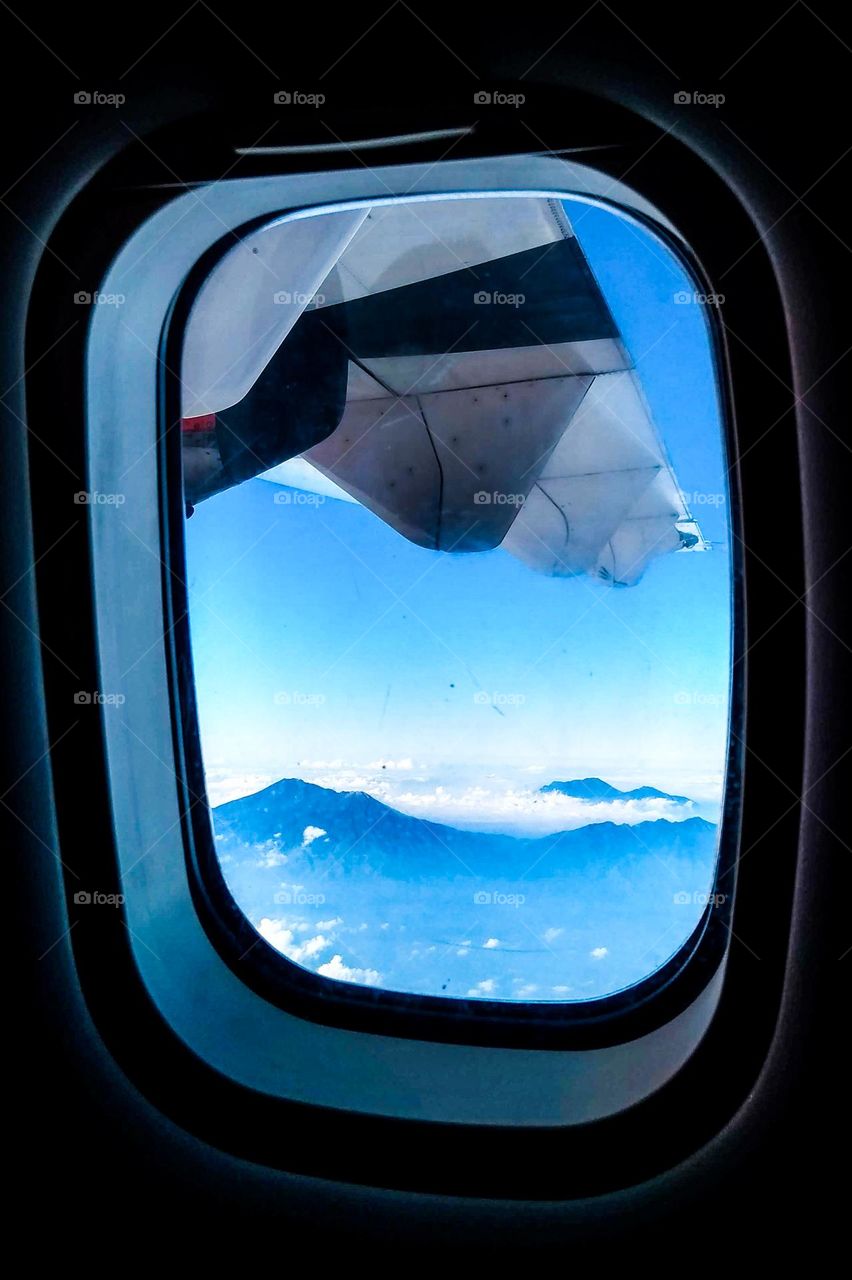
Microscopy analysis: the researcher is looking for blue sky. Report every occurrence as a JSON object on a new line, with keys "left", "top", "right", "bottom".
{"left": 185, "top": 196, "right": 732, "bottom": 831}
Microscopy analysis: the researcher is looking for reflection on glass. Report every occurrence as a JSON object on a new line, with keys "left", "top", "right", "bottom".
{"left": 182, "top": 194, "right": 731, "bottom": 1002}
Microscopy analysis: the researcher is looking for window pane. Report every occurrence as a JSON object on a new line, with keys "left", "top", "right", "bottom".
{"left": 182, "top": 193, "right": 731, "bottom": 1003}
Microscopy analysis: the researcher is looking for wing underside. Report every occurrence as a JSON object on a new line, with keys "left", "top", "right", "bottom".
{"left": 183, "top": 196, "right": 707, "bottom": 584}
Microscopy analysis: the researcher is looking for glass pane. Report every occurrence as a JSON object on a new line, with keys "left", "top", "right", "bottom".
{"left": 181, "top": 193, "right": 731, "bottom": 1003}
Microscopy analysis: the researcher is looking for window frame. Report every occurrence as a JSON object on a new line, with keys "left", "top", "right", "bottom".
{"left": 164, "top": 186, "right": 741, "bottom": 1049}
{"left": 67, "top": 157, "right": 740, "bottom": 1126}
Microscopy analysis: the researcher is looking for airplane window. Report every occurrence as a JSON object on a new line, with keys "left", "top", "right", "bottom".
{"left": 181, "top": 194, "right": 732, "bottom": 1004}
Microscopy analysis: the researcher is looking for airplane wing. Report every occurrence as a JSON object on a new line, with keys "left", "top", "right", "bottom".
{"left": 499, "top": 369, "right": 706, "bottom": 586}
{"left": 182, "top": 196, "right": 706, "bottom": 584}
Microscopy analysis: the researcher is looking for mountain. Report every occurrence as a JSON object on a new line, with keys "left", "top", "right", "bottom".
{"left": 213, "top": 777, "right": 713, "bottom": 880}
{"left": 539, "top": 776, "right": 693, "bottom": 805}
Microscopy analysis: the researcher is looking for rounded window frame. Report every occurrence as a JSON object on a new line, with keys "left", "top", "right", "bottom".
{"left": 76, "top": 153, "right": 744, "bottom": 1130}
{"left": 165, "top": 186, "right": 742, "bottom": 1051}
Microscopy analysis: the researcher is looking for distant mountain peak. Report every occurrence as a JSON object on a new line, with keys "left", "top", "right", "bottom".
{"left": 539, "top": 777, "right": 693, "bottom": 805}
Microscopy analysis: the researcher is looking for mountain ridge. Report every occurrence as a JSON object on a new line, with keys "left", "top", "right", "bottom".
{"left": 213, "top": 776, "right": 714, "bottom": 879}
{"left": 539, "top": 776, "right": 692, "bottom": 805}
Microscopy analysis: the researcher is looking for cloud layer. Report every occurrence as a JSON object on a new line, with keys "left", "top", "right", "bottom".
{"left": 205, "top": 762, "right": 720, "bottom": 834}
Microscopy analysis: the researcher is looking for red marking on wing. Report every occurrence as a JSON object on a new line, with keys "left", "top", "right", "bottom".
{"left": 181, "top": 413, "right": 217, "bottom": 433}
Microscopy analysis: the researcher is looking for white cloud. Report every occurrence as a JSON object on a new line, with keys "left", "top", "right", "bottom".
{"left": 372, "top": 783, "right": 696, "bottom": 836}
{"left": 256, "top": 849, "right": 287, "bottom": 868}
{"left": 317, "top": 953, "right": 382, "bottom": 987}
{"left": 257, "top": 917, "right": 331, "bottom": 964}
{"left": 590, "top": 946, "right": 609, "bottom": 960}
{"left": 467, "top": 979, "right": 496, "bottom": 997}
{"left": 315, "top": 917, "right": 343, "bottom": 931}
{"left": 302, "top": 825, "right": 327, "bottom": 847}
{"left": 552, "top": 984, "right": 571, "bottom": 995}
{"left": 516, "top": 983, "right": 538, "bottom": 997}
{"left": 456, "top": 948, "right": 470, "bottom": 957}
{"left": 205, "top": 770, "right": 276, "bottom": 807}
{"left": 303, "top": 769, "right": 393, "bottom": 795}
{"left": 483, "top": 937, "right": 500, "bottom": 949}
{"left": 543, "top": 927, "right": 563, "bottom": 944}
{"left": 282, "top": 766, "right": 699, "bottom": 834}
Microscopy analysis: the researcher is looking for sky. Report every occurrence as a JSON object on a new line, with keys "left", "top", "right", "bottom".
{"left": 184, "top": 196, "right": 732, "bottom": 833}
